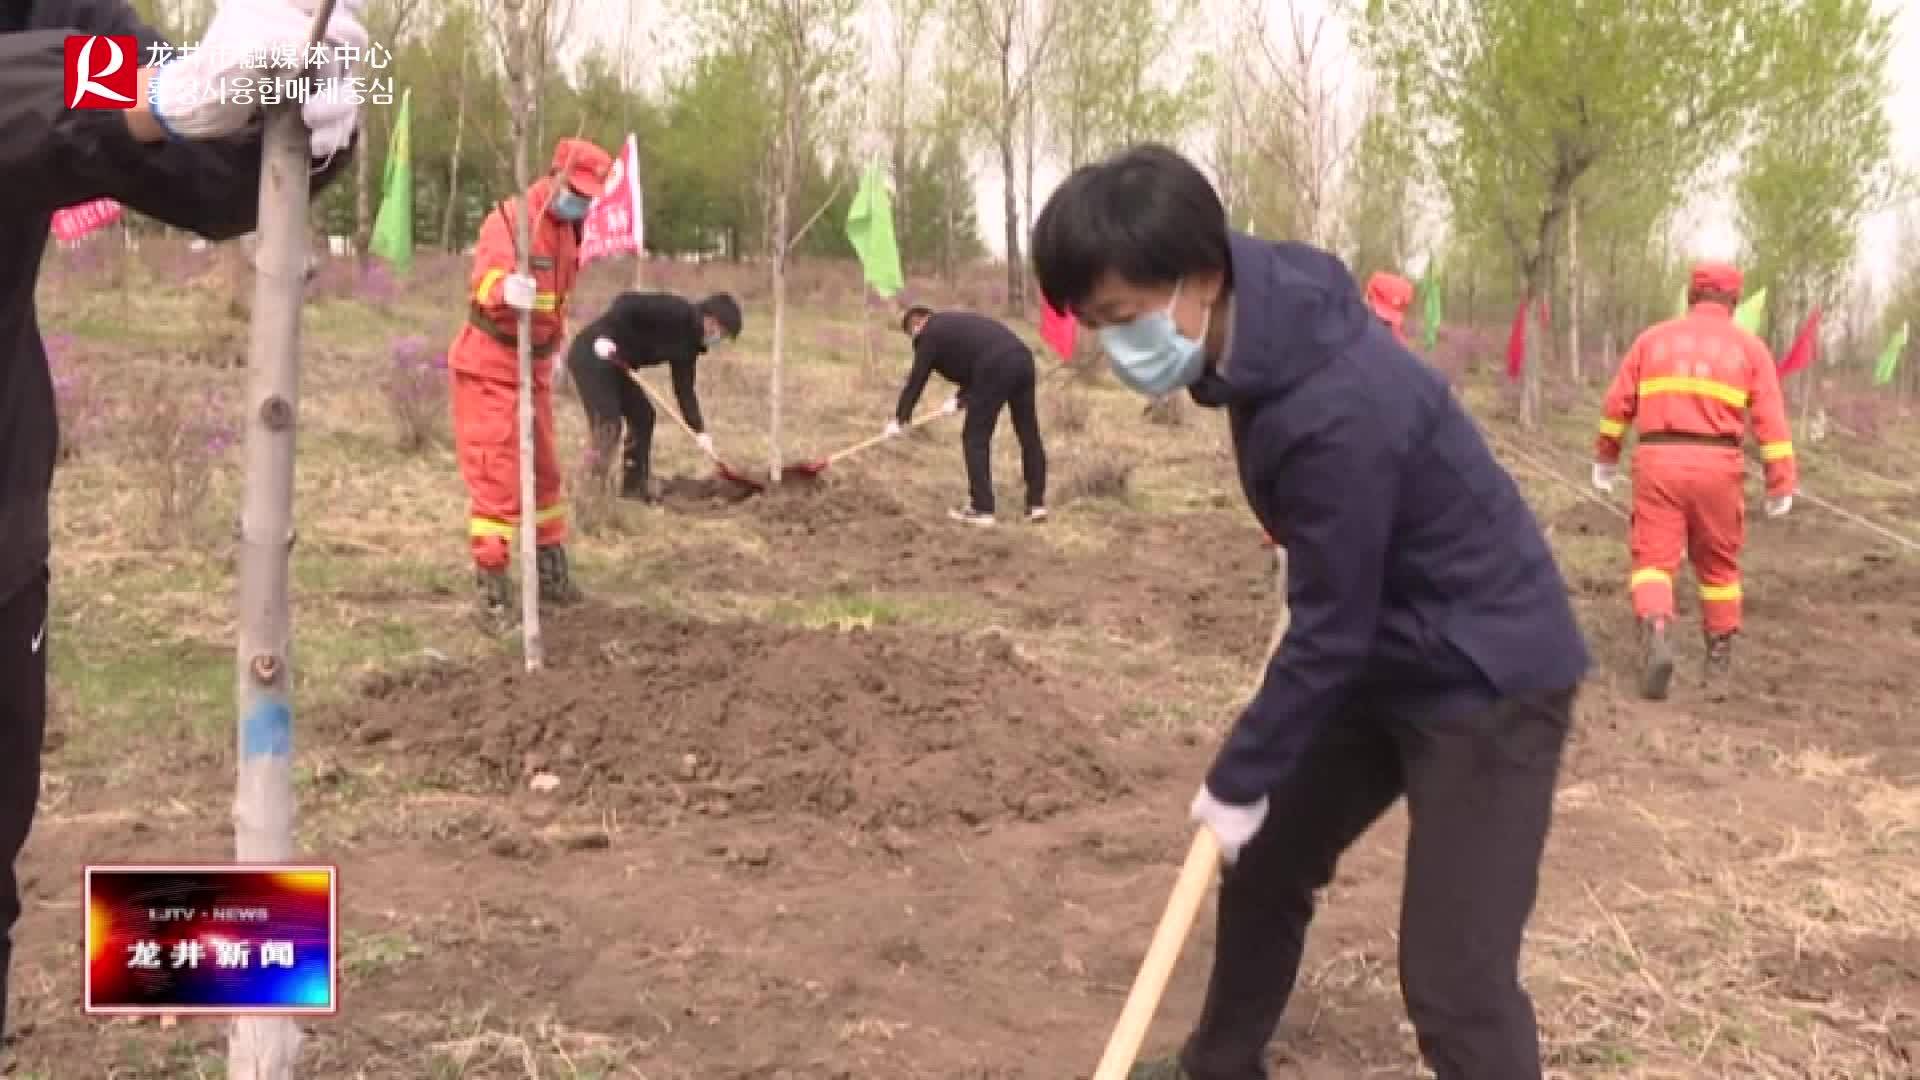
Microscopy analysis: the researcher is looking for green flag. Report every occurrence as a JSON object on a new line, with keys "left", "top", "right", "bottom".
{"left": 368, "top": 87, "right": 413, "bottom": 273}
{"left": 845, "top": 161, "right": 904, "bottom": 298}
{"left": 1873, "top": 321, "right": 1907, "bottom": 386}
{"left": 1732, "top": 286, "right": 1767, "bottom": 334}
{"left": 1418, "top": 263, "right": 1441, "bottom": 352}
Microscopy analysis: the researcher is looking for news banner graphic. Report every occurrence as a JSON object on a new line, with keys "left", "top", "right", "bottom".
{"left": 84, "top": 865, "right": 338, "bottom": 1016}
{"left": 63, "top": 34, "right": 396, "bottom": 111}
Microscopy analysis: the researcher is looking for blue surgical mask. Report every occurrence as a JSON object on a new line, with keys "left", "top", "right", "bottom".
{"left": 1098, "top": 280, "right": 1211, "bottom": 397}
{"left": 704, "top": 332, "right": 725, "bottom": 349}
{"left": 549, "top": 188, "right": 590, "bottom": 221}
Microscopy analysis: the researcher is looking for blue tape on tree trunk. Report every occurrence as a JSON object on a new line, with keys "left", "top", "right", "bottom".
{"left": 241, "top": 701, "right": 293, "bottom": 758}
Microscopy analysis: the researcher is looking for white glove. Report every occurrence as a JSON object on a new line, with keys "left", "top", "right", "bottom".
{"left": 884, "top": 419, "right": 903, "bottom": 437}
{"left": 940, "top": 395, "right": 961, "bottom": 416}
{"left": 1591, "top": 462, "right": 1618, "bottom": 494}
{"left": 1765, "top": 494, "right": 1793, "bottom": 518}
{"left": 502, "top": 273, "right": 538, "bottom": 312}
{"left": 149, "top": 0, "right": 368, "bottom": 159}
{"left": 592, "top": 336, "right": 617, "bottom": 361}
{"left": 693, "top": 432, "right": 715, "bottom": 456}
{"left": 1190, "top": 785, "right": 1269, "bottom": 866}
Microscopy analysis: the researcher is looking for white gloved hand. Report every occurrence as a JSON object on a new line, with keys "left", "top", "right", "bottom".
{"left": 1591, "top": 462, "right": 1618, "bottom": 494}
{"left": 1765, "top": 494, "right": 1793, "bottom": 518}
{"left": 502, "top": 273, "right": 538, "bottom": 312}
{"left": 940, "top": 395, "right": 962, "bottom": 416}
{"left": 592, "top": 336, "right": 617, "bottom": 361}
{"left": 693, "top": 432, "right": 715, "bottom": 456}
{"left": 884, "top": 419, "right": 903, "bottom": 437}
{"left": 1190, "top": 785, "right": 1269, "bottom": 866}
{"left": 150, "top": 0, "right": 368, "bottom": 158}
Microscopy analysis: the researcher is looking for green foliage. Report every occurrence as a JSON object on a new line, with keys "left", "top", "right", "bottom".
{"left": 1043, "top": 0, "right": 1204, "bottom": 168}
{"left": 1343, "top": 99, "right": 1420, "bottom": 277}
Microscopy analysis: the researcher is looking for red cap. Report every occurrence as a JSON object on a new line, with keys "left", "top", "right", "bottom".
{"left": 1690, "top": 262, "right": 1743, "bottom": 296}
{"left": 1365, "top": 272, "right": 1415, "bottom": 324}
{"left": 551, "top": 138, "right": 613, "bottom": 198}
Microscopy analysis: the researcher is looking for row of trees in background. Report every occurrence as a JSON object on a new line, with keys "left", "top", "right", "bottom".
{"left": 119, "top": 0, "right": 1920, "bottom": 408}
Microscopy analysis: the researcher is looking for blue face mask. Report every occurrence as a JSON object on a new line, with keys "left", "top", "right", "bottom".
{"left": 1098, "top": 280, "right": 1211, "bottom": 397}
{"left": 549, "top": 188, "right": 590, "bottom": 222}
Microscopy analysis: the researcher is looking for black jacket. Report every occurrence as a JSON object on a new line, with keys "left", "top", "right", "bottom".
{"left": 1194, "top": 232, "right": 1591, "bottom": 804}
{"left": 0, "top": 0, "right": 354, "bottom": 603}
{"left": 894, "top": 311, "right": 1032, "bottom": 423}
{"left": 578, "top": 291, "right": 708, "bottom": 432}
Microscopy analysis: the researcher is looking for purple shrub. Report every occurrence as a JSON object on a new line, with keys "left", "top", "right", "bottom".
{"left": 355, "top": 260, "right": 399, "bottom": 308}
{"left": 379, "top": 334, "right": 450, "bottom": 452}
{"left": 46, "top": 335, "right": 108, "bottom": 462}
{"left": 119, "top": 380, "right": 240, "bottom": 546}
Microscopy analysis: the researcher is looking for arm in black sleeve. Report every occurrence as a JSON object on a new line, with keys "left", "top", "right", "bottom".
{"left": 1204, "top": 392, "right": 1400, "bottom": 804}
{"left": 894, "top": 341, "right": 936, "bottom": 424}
{"left": 670, "top": 353, "right": 704, "bottom": 433}
{"left": 2, "top": 0, "right": 351, "bottom": 233}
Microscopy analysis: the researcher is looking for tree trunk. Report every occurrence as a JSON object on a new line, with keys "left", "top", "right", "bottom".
{"left": 502, "top": 0, "right": 543, "bottom": 669}
{"left": 353, "top": 116, "right": 371, "bottom": 261}
{"left": 225, "top": 79, "right": 311, "bottom": 1080}
{"left": 1000, "top": 126, "right": 1021, "bottom": 316}
{"left": 769, "top": 87, "right": 798, "bottom": 483}
{"left": 1567, "top": 198, "right": 1581, "bottom": 384}
{"left": 442, "top": 47, "right": 470, "bottom": 250}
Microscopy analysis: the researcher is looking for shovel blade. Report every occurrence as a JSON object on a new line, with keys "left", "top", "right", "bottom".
{"left": 714, "top": 462, "right": 766, "bottom": 494}
{"left": 779, "top": 461, "right": 829, "bottom": 482}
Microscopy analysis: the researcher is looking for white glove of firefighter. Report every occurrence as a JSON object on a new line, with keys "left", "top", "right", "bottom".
{"left": 502, "top": 273, "right": 538, "bottom": 312}
{"left": 694, "top": 432, "right": 715, "bottom": 456}
{"left": 940, "top": 395, "right": 962, "bottom": 416}
{"left": 592, "top": 336, "right": 617, "bottom": 361}
{"left": 1765, "top": 494, "right": 1793, "bottom": 518}
{"left": 883, "top": 419, "right": 903, "bottom": 438}
{"left": 1190, "top": 785, "right": 1269, "bottom": 866}
{"left": 149, "top": 0, "right": 368, "bottom": 158}
{"left": 1591, "top": 462, "right": 1618, "bottom": 494}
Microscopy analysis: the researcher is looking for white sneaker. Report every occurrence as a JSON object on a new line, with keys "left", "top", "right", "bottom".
{"left": 1027, "top": 506, "right": 1048, "bottom": 523}
{"left": 948, "top": 506, "right": 996, "bottom": 527}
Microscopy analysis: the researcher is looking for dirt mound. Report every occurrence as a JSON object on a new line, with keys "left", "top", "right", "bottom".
{"left": 321, "top": 605, "right": 1135, "bottom": 829}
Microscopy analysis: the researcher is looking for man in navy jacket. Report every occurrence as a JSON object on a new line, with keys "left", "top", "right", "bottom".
{"left": 1031, "top": 144, "right": 1590, "bottom": 1080}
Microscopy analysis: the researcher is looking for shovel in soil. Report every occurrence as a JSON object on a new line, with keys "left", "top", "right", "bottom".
{"left": 626, "top": 372, "right": 767, "bottom": 495}
{"left": 778, "top": 409, "right": 951, "bottom": 483}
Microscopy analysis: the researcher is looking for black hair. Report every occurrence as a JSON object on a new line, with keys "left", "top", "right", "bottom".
{"left": 698, "top": 293, "right": 743, "bottom": 337}
{"left": 1029, "top": 143, "right": 1231, "bottom": 315}
{"left": 900, "top": 305, "right": 933, "bottom": 334}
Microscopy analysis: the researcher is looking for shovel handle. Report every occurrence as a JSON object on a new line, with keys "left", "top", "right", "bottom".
{"left": 628, "top": 372, "right": 718, "bottom": 462}
{"left": 1090, "top": 828, "right": 1220, "bottom": 1080}
{"left": 826, "top": 410, "right": 946, "bottom": 466}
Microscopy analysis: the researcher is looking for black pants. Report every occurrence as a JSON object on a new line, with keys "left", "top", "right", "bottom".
{"left": 0, "top": 567, "right": 49, "bottom": 1040}
{"left": 1180, "top": 687, "right": 1576, "bottom": 1080}
{"left": 566, "top": 340, "right": 655, "bottom": 497}
{"left": 960, "top": 352, "right": 1046, "bottom": 514}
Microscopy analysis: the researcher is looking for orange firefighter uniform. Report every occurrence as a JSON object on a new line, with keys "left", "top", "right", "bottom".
{"left": 1594, "top": 262, "right": 1796, "bottom": 693}
{"left": 1365, "top": 272, "right": 1415, "bottom": 344}
{"left": 447, "top": 137, "right": 613, "bottom": 613}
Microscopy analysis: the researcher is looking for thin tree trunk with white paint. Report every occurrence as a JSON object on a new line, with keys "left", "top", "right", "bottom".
{"left": 1567, "top": 198, "right": 1582, "bottom": 383}
{"left": 502, "top": 0, "right": 543, "bottom": 668}
{"left": 768, "top": 89, "right": 797, "bottom": 485}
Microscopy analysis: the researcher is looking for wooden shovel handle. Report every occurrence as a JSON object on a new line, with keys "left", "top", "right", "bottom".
{"left": 1090, "top": 827, "right": 1221, "bottom": 1080}
{"left": 825, "top": 410, "right": 947, "bottom": 466}
{"left": 627, "top": 372, "right": 717, "bottom": 461}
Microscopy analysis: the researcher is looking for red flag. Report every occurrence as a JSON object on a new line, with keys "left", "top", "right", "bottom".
{"left": 1505, "top": 298, "right": 1529, "bottom": 381}
{"left": 1779, "top": 306, "right": 1821, "bottom": 376}
{"left": 51, "top": 198, "right": 122, "bottom": 243}
{"left": 1039, "top": 298, "right": 1077, "bottom": 363}
{"left": 578, "top": 134, "right": 644, "bottom": 267}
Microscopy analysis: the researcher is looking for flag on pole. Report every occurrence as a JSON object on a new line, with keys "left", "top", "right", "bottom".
{"left": 1732, "top": 286, "right": 1767, "bottom": 334}
{"left": 367, "top": 87, "right": 413, "bottom": 273}
{"left": 1778, "top": 307, "right": 1820, "bottom": 376}
{"left": 1417, "top": 264, "right": 1442, "bottom": 352}
{"left": 1039, "top": 299, "right": 1076, "bottom": 362}
{"left": 1505, "top": 298, "right": 1529, "bottom": 381}
{"left": 1873, "top": 321, "right": 1907, "bottom": 386}
{"left": 845, "top": 161, "right": 905, "bottom": 298}
{"left": 579, "top": 134, "right": 645, "bottom": 267}
{"left": 50, "top": 198, "right": 122, "bottom": 244}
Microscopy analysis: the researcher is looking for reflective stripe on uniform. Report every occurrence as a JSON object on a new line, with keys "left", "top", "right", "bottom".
{"left": 1598, "top": 417, "right": 1628, "bottom": 438}
{"left": 534, "top": 292, "right": 558, "bottom": 313}
{"left": 1698, "top": 582, "right": 1742, "bottom": 602}
{"left": 469, "top": 517, "right": 515, "bottom": 540}
{"left": 475, "top": 269, "right": 505, "bottom": 304}
{"left": 1637, "top": 375, "right": 1749, "bottom": 408}
{"left": 535, "top": 504, "right": 565, "bottom": 525}
{"left": 1630, "top": 567, "right": 1672, "bottom": 589}
{"left": 1760, "top": 441, "right": 1794, "bottom": 461}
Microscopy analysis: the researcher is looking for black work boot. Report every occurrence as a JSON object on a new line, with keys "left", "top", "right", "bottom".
{"left": 474, "top": 568, "right": 513, "bottom": 634}
{"left": 1126, "top": 1058, "right": 1191, "bottom": 1080}
{"left": 1639, "top": 616, "right": 1675, "bottom": 701}
{"left": 619, "top": 459, "right": 653, "bottom": 502}
{"left": 1705, "top": 632, "right": 1735, "bottom": 679}
{"left": 537, "top": 544, "right": 584, "bottom": 606}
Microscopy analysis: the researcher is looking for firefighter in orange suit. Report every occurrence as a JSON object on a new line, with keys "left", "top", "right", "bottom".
{"left": 1591, "top": 262, "right": 1796, "bottom": 701}
{"left": 1364, "top": 271, "right": 1415, "bottom": 344}
{"left": 449, "top": 136, "right": 614, "bottom": 629}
